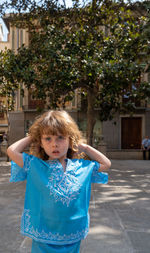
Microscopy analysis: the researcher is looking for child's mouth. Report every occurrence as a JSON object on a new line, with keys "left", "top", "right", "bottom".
{"left": 52, "top": 151, "right": 59, "bottom": 154}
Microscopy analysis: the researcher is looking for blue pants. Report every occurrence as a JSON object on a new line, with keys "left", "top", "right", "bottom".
{"left": 31, "top": 240, "right": 81, "bottom": 253}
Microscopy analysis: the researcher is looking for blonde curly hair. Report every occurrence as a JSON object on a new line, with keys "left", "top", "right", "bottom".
{"left": 29, "top": 110, "right": 83, "bottom": 160}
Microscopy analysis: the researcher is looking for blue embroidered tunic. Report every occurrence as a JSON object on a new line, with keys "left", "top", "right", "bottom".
{"left": 10, "top": 153, "right": 108, "bottom": 245}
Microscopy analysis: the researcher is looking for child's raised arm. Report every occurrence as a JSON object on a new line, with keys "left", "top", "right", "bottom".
{"left": 7, "top": 136, "right": 32, "bottom": 168}
{"left": 78, "top": 143, "right": 111, "bottom": 171}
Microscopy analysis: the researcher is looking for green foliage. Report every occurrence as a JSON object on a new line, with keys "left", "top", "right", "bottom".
{"left": 0, "top": 49, "right": 18, "bottom": 109}
{"left": 0, "top": 0, "right": 150, "bottom": 127}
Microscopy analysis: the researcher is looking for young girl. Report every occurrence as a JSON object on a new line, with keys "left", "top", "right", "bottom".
{"left": 7, "top": 110, "right": 111, "bottom": 253}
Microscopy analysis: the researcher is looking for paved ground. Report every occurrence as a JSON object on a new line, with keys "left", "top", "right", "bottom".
{"left": 0, "top": 159, "right": 150, "bottom": 253}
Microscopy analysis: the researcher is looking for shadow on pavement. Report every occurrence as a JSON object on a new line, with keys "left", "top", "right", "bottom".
{"left": 0, "top": 160, "right": 150, "bottom": 253}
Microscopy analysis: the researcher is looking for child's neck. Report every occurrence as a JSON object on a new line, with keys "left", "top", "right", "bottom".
{"left": 60, "top": 155, "right": 68, "bottom": 170}
{"left": 49, "top": 156, "right": 67, "bottom": 171}
{"left": 60, "top": 159, "right": 67, "bottom": 171}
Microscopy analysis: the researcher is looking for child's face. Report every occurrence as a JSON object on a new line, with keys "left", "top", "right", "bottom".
{"left": 41, "top": 134, "right": 70, "bottom": 162}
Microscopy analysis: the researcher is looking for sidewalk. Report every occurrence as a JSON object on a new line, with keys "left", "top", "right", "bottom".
{"left": 0, "top": 160, "right": 150, "bottom": 253}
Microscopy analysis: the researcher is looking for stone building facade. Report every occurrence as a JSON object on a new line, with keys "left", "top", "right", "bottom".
{"left": 0, "top": 15, "right": 150, "bottom": 159}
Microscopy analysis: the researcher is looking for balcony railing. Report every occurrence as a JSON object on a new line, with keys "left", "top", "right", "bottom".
{"left": 22, "top": 99, "right": 45, "bottom": 110}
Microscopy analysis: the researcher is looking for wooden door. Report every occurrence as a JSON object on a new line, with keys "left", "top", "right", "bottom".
{"left": 121, "top": 117, "right": 142, "bottom": 149}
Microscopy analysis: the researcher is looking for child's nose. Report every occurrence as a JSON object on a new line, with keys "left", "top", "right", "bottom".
{"left": 52, "top": 140, "right": 58, "bottom": 147}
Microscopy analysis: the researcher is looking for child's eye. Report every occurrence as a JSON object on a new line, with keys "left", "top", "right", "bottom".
{"left": 45, "top": 137, "right": 51, "bottom": 141}
{"left": 58, "top": 135, "right": 64, "bottom": 140}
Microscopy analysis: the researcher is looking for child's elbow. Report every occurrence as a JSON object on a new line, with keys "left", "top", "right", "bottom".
{"left": 7, "top": 146, "right": 11, "bottom": 156}
{"left": 7, "top": 146, "right": 14, "bottom": 159}
{"left": 103, "top": 159, "right": 111, "bottom": 170}
{"left": 7, "top": 147, "right": 11, "bottom": 158}
{"left": 107, "top": 159, "right": 111, "bottom": 169}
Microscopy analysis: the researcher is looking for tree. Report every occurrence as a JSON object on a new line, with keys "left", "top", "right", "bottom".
{"left": 0, "top": 49, "right": 19, "bottom": 110}
{"left": 0, "top": 0, "right": 150, "bottom": 144}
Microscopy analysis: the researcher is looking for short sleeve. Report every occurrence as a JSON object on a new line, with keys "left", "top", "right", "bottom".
{"left": 91, "top": 161, "right": 108, "bottom": 184}
{"left": 9, "top": 152, "right": 32, "bottom": 182}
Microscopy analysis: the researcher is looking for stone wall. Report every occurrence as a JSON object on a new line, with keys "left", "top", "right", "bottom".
{"left": 8, "top": 111, "right": 25, "bottom": 145}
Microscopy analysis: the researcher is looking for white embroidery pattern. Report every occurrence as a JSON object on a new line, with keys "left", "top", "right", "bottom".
{"left": 21, "top": 209, "right": 88, "bottom": 244}
{"left": 24, "top": 154, "right": 34, "bottom": 172}
{"left": 46, "top": 160, "right": 81, "bottom": 207}
{"left": 10, "top": 154, "right": 34, "bottom": 182}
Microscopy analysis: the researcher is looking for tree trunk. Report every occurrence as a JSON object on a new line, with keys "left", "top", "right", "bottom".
{"left": 87, "top": 89, "right": 96, "bottom": 145}
{"left": 92, "top": 0, "right": 96, "bottom": 11}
